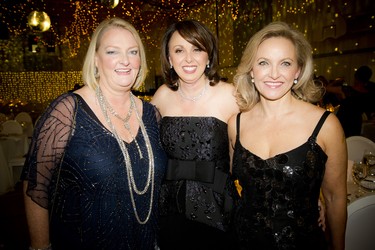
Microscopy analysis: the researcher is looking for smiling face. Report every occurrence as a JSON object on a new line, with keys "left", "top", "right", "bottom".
{"left": 95, "top": 27, "right": 141, "bottom": 90}
{"left": 251, "top": 36, "right": 301, "bottom": 101}
{"left": 168, "top": 31, "right": 209, "bottom": 85}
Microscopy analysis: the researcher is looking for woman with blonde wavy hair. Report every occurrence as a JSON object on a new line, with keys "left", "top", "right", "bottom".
{"left": 22, "top": 17, "right": 167, "bottom": 250}
{"left": 228, "top": 21, "right": 347, "bottom": 250}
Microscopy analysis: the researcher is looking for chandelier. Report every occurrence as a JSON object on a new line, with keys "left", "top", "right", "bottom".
{"left": 27, "top": 10, "right": 51, "bottom": 32}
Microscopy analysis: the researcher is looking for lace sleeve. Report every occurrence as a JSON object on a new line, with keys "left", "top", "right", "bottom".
{"left": 152, "top": 104, "right": 162, "bottom": 124}
{"left": 22, "top": 93, "right": 77, "bottom": 209}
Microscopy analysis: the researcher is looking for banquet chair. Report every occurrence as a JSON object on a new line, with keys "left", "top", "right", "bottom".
{"left": 15, "top": 112, "right": 32, "bottom": 124}
{"left": 345, "top": 195, "right": 375, "bottom": 250}
{"left": 346, "top": 136, "right": 375, "bottom": 163}
{"left": 8, "top": 156, "right": 25, "bottom": 185}
{"left": 15, "top": 112, "right": 34, "bottom": 138}
{"left": 0, "top": 120, "right": 26, "bottom": 185}
{"left": 0, "top": 120, "right": 23, "bottom": 135}
{"left": 0, "top": 112, "right": 7, "bottom": 123}
{"left": 0, "top": 143, "right": 13, "bottom": 194}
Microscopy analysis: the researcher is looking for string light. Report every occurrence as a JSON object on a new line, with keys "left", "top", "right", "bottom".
{"left": 0, "top": 0, "right": 374, "bottom": 107}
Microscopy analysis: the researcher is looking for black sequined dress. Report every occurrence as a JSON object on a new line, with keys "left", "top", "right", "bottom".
{"left": 232, "top": 111, "right": 330, "bottom": 250}
{"left": 158, "top": 116, "right": 237, "bottom": 250}
{"left": 22, "top": 92, "right": 167, "bottom": 250}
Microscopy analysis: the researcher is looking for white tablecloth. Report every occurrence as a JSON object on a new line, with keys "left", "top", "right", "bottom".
{"left": 0, "top": 134, "right": 29, "bottom": 194}
{"left": 347, "top": 181, "right": 374, "bottom": 204}
{"left": 0, "top": 142, "right": 12, "bottom": 195}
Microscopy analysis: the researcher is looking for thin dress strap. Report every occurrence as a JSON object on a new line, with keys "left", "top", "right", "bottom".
{"left": 236, "top": 113, "right": 242, "bottom": 141}
{"left": 311, "top": 111, "right": 331, "bottom": 138}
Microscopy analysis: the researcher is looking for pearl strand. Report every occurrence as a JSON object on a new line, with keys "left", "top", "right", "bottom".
{"left": 96, "top": 87, "right": 154, "bottom": 224}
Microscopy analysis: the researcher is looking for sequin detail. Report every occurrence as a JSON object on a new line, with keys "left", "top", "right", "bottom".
{"left": 22, "top": 92, "right": 167, "bottom": 250}
{"left": 232, "top": 112, "right": 330, "bottom": 250}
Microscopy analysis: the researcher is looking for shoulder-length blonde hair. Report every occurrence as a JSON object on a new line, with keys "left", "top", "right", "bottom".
{"left": 82, "top": 17, "right": 148, "bottom": 90}
{"left": 234, "top": 21, "right": 323, "bottom": 111}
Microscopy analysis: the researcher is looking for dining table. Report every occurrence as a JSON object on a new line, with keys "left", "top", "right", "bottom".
{"left": 345, "top": 160, "right": 375, "bottom": 250}
{"left": 346, "top": 160, "right": 375, "bottom": 204}
{"left": 0, "top": 142, "right": 12, "bottom": 195}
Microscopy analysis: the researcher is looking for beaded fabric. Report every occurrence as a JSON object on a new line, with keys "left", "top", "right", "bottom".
{"left": 231, "top": 111, "right": 330, "bottom": 250}
{"left": 158, "top": 116, "right": 236, "bottom": 249}
{"left": 21, "top": 92, "right": 167, "bottom": 250}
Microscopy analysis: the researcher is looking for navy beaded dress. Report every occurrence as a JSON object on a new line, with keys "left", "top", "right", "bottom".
{"left": 22, "top": 92, "right": 167, "bottom": 250}
{"left": 232, "top": 111, "right": 330, "bottom": 250}
{"left": 158, "top": 116, "right": 237, "bottom": 250}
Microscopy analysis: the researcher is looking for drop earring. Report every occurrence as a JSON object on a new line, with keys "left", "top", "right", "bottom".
{"left": 94, "top": 67, "right": 99, "bottom": 78}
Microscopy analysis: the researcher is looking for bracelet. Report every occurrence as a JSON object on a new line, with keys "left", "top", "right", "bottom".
{"left": 29, "top": 243, "right": 52, "bottom": 250}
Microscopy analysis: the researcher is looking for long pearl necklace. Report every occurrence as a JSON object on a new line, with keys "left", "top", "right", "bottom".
{"left": 96, "top": 87, "right": 154, "bottom": 224}
{"left": 105, "top": 95, "right": 143, "bottom": 158}
{"left": 178, "top": 81, "right": 208, "bottom": 102}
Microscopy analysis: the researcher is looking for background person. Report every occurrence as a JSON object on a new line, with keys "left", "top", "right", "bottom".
{"left": 337, "top": 65, "right": 375, "bottom": 137}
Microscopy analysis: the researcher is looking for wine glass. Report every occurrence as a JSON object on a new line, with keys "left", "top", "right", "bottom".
{"left": 352, "top": 162, "right": 368, "bottom": 182}
{"left": 363, "top": 150, "right": 375, "bottom": 176}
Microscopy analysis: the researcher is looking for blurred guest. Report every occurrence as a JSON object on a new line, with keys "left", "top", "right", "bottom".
{"left": 337, "top": 65, "right": 375, "bottom": 137}
{"left": 229, "top": 21, "right": 347, "bottom": 250}
{"left": 22, "top": 17, "right": 167, "bottom": 250}
{"left": 322, "top": 77, "right": 346, "bottom": 107}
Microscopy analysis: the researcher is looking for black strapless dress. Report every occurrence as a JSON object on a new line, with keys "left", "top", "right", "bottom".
{"left": 158, "top": 116, "right": 237, "bottom": 250}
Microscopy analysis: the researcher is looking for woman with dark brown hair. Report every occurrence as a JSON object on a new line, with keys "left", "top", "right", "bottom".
{"left": 151, "top": 20, "right": 239, "bottom": 249}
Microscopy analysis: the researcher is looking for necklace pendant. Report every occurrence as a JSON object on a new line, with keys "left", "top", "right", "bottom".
{"left": 124, "top": 122, "right": 130, "bottom": 130}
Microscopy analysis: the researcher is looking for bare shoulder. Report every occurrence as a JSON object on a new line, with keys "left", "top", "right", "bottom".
{"left": 150, "top": 84, "right": 172, "bottom": 105}
{"left": 311, "top": 105, "right": 342, "bottom": 133}
{"left": 215, "top": 81, "right": 236, "bottom": 93}
{"left": 212, "top": 81, "right": 237, "bottom": 103}
{"left": 212, "top": 81, "right": 239, "bottom": 120}
{"left": 74, "top": 85, "right": 94, "bottom": 106}
{"left": 227, "top": 111, "right": 238, "bottom": 129}
{"left": 320, "top": 110, "right": 344, "bottom": 139}
{"left": 312, "top": 106, "right": 345, "bottom": 150}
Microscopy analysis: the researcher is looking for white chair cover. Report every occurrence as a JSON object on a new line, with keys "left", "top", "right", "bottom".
{"left": 0, "top": 119, "right": 28, "bottom": 185}
{"left": 345, "top": 195, "right": 375, "bottom": 250}
{"left": 0, "top": 120, "right": 23, "bottom": 135}
{"left": 0, "top": 113, "right": 7, "bottom": 123}
{"left": 15, "top": 112, "right": 32, "bottom": 124}
{"left": 346, "top": 136, "right": 375, "bottom": 163}
{"left": 15, "top": 112, "right": 34, "bottom": 137}
{"left": 8, "top": 157, "right": 25, "bottom": 185}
